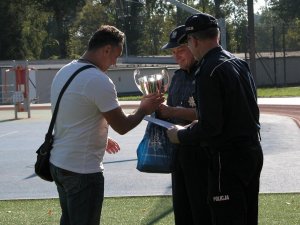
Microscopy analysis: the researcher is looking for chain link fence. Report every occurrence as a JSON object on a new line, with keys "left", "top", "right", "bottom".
{"left": 227, "top": 24, "right": 300, "bottom": 87}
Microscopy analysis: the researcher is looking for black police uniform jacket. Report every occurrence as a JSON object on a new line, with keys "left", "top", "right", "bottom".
{"left": 177, "top": 46, "right": 260, "bottom": 149}
{"left": 167, "top": 65, "right": 197, "bottom": 126}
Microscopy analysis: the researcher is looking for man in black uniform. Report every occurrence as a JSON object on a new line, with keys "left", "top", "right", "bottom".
{"left": 167, "top": 13, "right": 264, "bottom": 225}
{"left": 159, "top": 25, "right": 212, "bottom": 225}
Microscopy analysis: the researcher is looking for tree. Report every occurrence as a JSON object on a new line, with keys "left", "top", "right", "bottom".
{"left": 22, "top": 4, "right": 49, "bottom": 59}
{"left": 33, "top": 0, "right": 86, "bottom": 59}
{"left": 115, "top": 0, "right": 146, "bottom": 55}
{"left": 213, "top": 0, "right": 225, "bottom": 18}
{"left": 69, "top": 1, "right": 113, "bottom": 58}
{"left": 255, "top": 6, "right": 300, "bottom": 52}
{"left": 0, "top": 0, "right": 26, "bottom": 60}
{"left": 270, "top": 0, "right": 300, "bottom": 21}
{"left": 140, "top": 15, "right": 165, "bottom": 55}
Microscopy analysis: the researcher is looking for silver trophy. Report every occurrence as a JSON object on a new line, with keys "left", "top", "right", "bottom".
{"left": 133, "top": 68, "right": 170, "bottom": 95}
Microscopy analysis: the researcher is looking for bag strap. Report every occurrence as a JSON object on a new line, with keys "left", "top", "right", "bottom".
{"left": 46, "top": 65, "right": 96, "bottom": 138}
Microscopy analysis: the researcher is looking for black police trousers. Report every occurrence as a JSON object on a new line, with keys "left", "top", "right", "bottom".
{"left": 208, "top": 141, "right": 264, "bottom": 225}
{"left": 172, "top": 147, "right": 212, "bottom": 225}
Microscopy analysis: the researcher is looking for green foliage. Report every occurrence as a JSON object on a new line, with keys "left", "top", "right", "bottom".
{"left": 226, "top": 19, "right": 248, "bottom": 53}
{"left": 21, "top": 4, "right": 50, "bottom": 59}
{"left": 69, "top": 0, "right": 113, "bottom": 58}
{"left": 32, "top": 0, "right": 86, "bottom": 59}
{"left": 141, "top": 15, "right": 166, "bottom": 55}
{"left": 0, "top": 0, "right": 26, "bottom": 60}
{"left": 284, "top": 19, "right": 300, "bottom": 51}
{"left": 1, "top": 0, "right": 300, "bottom": 60}
{"left": 255, "top": 8, "right": 300, "bottom": 52}
{"left": 118, "top": 0, "right": 146, "bottom": 56}
{"left": 270, "top": 0, "right": 300, "bottom": 21}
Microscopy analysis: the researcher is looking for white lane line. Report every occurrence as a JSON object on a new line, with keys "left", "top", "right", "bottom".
{"left": 0, "top": 131, "right": 19, "bottom": 138}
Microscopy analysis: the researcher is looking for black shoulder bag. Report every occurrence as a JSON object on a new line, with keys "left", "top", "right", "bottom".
{"left": 35, "top": 65, "right": 95, "bottom": 182}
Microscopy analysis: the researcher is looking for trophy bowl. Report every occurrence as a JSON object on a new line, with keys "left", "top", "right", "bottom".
{"left": 133, "top": 68, "right": 170, "bottom": 95}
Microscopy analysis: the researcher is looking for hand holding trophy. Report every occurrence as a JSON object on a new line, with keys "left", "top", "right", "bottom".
{"left": 133, "top": 68, "right": 170, "bottom": 95}
{"left": 134, "top": 68, "right": 176, "bottom": 175}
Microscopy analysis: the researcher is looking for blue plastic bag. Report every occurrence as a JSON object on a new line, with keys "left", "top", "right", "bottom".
{"left": 136, "top": 122, "right": 177, "bottom": 173}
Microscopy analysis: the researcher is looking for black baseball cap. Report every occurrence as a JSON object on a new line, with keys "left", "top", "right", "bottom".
{"left": 161, "top": 25, "right": 187, "bottom": 50}
{"left": 185, "top": 13, "right": 218, "bottom": 35}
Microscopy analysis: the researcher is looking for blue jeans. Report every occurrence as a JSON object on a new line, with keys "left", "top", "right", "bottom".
{"left": 50, "top": 163, "right": 104, "bottom": 225}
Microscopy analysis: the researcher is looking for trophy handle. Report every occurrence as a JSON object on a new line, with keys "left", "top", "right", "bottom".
{"left": 133, "top": 69, "right": 143, "bottom": 94}
{"left": 161, "top": 68, "right": 170, "bottom": 93}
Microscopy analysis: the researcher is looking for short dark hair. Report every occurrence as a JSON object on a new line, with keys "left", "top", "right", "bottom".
{"left": 88, "top": 25, "right": 125, "bottom": 51}
{"left": 190, "top": 27, "right": 220, "bottom": 40}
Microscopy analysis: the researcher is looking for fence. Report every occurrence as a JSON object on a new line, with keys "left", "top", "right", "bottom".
{"left": 237, "top": 24, "right": 300, "bottom": 87}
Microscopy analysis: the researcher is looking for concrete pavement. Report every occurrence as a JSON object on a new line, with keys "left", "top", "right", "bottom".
{"left": 0, "top": 98, "right": 299, "bottom": 200}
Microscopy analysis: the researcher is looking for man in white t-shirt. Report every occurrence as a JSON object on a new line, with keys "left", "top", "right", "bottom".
{"left": 49, "top": 25, "right": 164, "bottom": 225}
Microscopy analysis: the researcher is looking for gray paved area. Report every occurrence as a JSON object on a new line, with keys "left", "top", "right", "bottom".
{"left": 0, "top": 98, "right": 300, "bottom": 200}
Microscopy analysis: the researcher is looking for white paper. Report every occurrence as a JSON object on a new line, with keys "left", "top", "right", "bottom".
{"left": 143, "top": 116, "right": 175, "bottom": 129}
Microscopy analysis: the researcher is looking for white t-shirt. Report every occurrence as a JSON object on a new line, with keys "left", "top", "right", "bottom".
{"left": 49, "top": 60, "right": 120, "bottom": 173}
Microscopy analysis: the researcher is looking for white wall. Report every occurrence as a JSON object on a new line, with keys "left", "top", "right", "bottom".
{"left": 1, "top": 55, "right": 300, "bottom": 104}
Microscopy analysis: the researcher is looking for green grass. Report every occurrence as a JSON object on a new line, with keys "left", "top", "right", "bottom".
{"left": 257, "top": 86, "right": 300, "bottom": 97}
{"left": 259, "top": 193, "right": 300, "bottom": 225}
{"left": 118, "top": 95, "right": 143, "bottom": 101}
{"left": 118, "top": 86, "right": 300, "bottom": 101}
{"left": 0, "top": 194, "right": 299, "bottom": 225}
